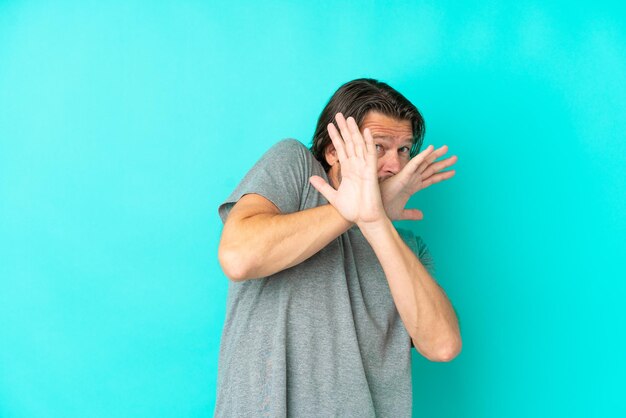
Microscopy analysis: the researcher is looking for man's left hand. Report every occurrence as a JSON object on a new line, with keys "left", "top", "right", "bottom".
{"left": 380, "top": 145, "right": 458, "bottom": 221}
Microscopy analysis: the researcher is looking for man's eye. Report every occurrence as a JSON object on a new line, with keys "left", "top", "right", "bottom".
{"left": 399, "top": 146, "right": 410, "bottom": 153}
{"left": 375, "top": 144, "right": 384, "bottom": 154}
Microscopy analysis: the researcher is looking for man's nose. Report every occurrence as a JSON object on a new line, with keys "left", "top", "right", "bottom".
{"left": 381, "top": 153, "right": 402, "bottom": 175}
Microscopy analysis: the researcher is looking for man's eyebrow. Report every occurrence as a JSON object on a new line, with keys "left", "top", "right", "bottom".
{"left": 372, "top": 135, "right": 413, "bottom": 146}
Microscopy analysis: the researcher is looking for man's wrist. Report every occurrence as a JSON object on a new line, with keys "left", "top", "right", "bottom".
{"left": 325, "top": 203, "right": 355, "bottom": 230}
{"left": 357, "top": 216, "right": 394, "bottom": 238}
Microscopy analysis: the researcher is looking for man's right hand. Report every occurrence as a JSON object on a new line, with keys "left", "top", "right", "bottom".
{"left": 309, "top": 114, "right": 387, "bottom": 226}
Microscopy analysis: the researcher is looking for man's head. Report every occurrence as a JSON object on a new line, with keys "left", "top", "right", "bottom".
{"left": 310, "top": 78, "right": 425, "bottom": 177}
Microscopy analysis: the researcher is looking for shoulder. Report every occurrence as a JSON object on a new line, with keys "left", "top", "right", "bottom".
{"left": 266, "top": 138, "right": 310, "bottom": 156}
{"left": 264, "top": 139, "right": 324, "bottom": 174}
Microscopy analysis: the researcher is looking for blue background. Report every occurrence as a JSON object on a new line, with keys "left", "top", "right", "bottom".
{"left": 1, "top": 1, "right": 625, "bottom": 417}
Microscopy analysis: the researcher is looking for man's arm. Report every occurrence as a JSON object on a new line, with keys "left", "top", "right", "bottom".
{"left": 360, "top": 219, "right": 462, "bottom": 362}
{"left": 310, "top": 113, "right": 462, "bottom": 362}
{"left": 218, "top": 194, "right": 352, "bottom": 281}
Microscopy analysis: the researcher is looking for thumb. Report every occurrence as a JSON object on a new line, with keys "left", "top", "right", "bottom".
{"left": 399, "top": 209, "right": 424, "bottom": 221}
{"left": 310, "top": 176, "right": 336, "bottom": 204}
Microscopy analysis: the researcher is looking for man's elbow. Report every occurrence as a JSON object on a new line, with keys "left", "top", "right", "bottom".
{"left": 433, "top": 339, "right": 462, "bottom": 362}
{"left": 416, "top": 336, "right": 463, "bottom": 363}
{"left": 218, "top": 244, "right": 254, "bottom": 282}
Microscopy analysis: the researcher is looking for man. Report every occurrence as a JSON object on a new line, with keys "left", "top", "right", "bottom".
{"left": 215, "top": 79, "right": 461, "bottom": 417}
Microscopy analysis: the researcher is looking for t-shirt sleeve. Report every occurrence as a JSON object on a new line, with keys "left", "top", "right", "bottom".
{"left": 397, "top": 228, "right": 436, "bottom": 275}
{"left": 218, "top": 139, "right": 314, "bottom": 223}
{"left": 414, "top": 235, "right": 435, "bottom": 275}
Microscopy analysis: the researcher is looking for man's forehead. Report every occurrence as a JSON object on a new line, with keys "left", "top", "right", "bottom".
{"left": 361, "top": 112, "right": 412, "bottom": 135}
{"left": 372, "top": 134, "right": 414, "bottom": 146}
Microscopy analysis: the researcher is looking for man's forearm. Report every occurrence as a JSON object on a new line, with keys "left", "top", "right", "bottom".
{"left": 360, "top": 218, "right": 462, "bottom": 362}
{"left": 219, "top": 202, "right": 352, "bottom": 281}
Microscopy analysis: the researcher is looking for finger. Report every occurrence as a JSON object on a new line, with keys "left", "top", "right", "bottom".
{"left": 421, "top": 155, "right": 458, "bottom": 180}
{"left": 363, "top": 127, "right": 376, "bottom": 157}
{"left": 309, "top": 176, "right": 337, "bottom": 204}
{"left": 335, "top": 113, "right": 355, "bottom": 157}
{"left": 347, "top": 116, "right": 365, "bottom": 158}
{"left": 400, "top": 209, "right": 424, "bottom": 221}
{"left": 327, "top": 122, "right": 348, "bottom": 162}
{"left": 417, "top": 145, "right": 449, "bottom": 174}
{"left": 403, "top": 144, "right": 435, "bottom": 174}
{"left": 420, "top": 169, "right": 456, "bottom": 189}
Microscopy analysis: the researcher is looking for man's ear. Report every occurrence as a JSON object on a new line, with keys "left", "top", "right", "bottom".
{"left": 324, "top": 144, "right": 338, "bottom": 167}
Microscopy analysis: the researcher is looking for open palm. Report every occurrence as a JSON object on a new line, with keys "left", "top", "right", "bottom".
{"left": 380, "top": 144, "right": 458, "bottom": 221}
{"left": 309, "top": 114, "right": 386, "bottom": 225}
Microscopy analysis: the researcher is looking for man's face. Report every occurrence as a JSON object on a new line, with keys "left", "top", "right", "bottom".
{"left": 326, "top": 111, "right": 414, "bottom": 189}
